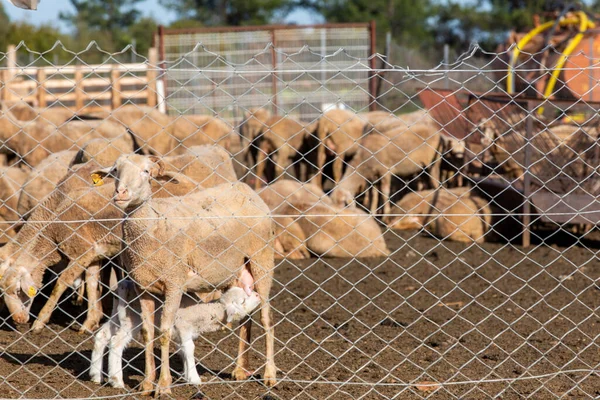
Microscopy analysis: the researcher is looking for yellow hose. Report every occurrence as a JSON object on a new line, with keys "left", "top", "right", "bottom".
{"left": 507, "top": 20, "right": 555, "bottom": 94}
{"left": 506, "top": 15, "right": 587, "bottom": 95}
{"left": 538, "top": 11, "right": 595, "bottom": 114}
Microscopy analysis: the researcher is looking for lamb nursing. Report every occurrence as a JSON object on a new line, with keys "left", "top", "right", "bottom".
{"left": 90, "top": 282, "right": 261, "bottom": 387}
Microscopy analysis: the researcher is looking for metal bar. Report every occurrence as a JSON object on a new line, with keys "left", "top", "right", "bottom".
{"left": 162, "top": 22, "right": 372, "bottom": 35}
{"left": 270, "top": 29, "right": 278, "bottom": 111}
{"left": 589, "top": 36, "right": 594, "bottom": 102}
{"left": 522, "top": 100, "right": 533, "bottom": 248}
{"left": 369, "top": 20, "right": 377, "bottom": 111}
{"left": 158, "top": 25, "right": 169, "bottom": 114}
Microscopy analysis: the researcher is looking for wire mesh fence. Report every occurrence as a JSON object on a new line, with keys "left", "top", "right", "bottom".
{"left": 0, "top": 39, "right": 598, "bottom": 400}
{"left": 159, "top": 23, "right": 375, "bottom": 120}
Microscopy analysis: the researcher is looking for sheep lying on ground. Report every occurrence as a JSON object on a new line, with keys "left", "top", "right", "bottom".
{"left": 258, "top": 179, "right": 331, "bottom": 260}
{"left": 105, "top": 154, "right": 276, "bottom": 395}
{"left": 330, "top": 121, "right": 442, "bottom": 215}
{"left": 0, "top": 146, "right": 237, "bottom": 333}
{"left": 274, "top": 201, "right": 390, "bottom": 259}
{"left": 90, "top": 282, "right": 261, "bottom": 388}
{"left": 256, "top": 179, "right": 387, "bottom": 259}
{"left": 258, "top": 179, "right": 332, "bottom": 212}
{"left": 386, "top": 187, "right": 491, "bottom": 243}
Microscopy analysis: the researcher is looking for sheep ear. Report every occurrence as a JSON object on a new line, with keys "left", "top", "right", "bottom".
{"left": 19, "top": 271, "right": 37, "bottom": 298}
{"left": 90, "top": 167, "right": 112, "bottom": 181}
{"left": 90, "top": 167, "right": 112, "bottom": 186}
{"left": 155, "top": 170, "right": 181, "bottom": 184}
{"left": 148, "top": 156, "right": 165, "bottom": 178}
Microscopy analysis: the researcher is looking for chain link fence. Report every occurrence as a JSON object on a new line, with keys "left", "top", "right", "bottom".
{"left": 0, "top": 40, "right": 597, "bottom": 400}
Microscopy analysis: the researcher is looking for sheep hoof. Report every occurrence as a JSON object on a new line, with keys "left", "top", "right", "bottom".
{"left": 264, "top": 366, "right": 277, "bottom": 387}
{"left": 108, "top": 378, "right": 124, "bottom": 388}
{"left": 30, "top": 321, "right": 45, "bottom": 334}
{"left": 78, "top": 322, "right": 99, "bottom": 335}
{"left": 154, "top": 384, "right": 172, "bottom": 398}
{"left": 71, "top": 297, "right": 84, "bottom": 306}
{"left": 89, "top": 375, "right": 102, "bottom": 385}
{"left": 232, "top": 367, "right": 254, "bottom": 381}
{"left": 139, "top": 379, "right": 154, "bottom": 396}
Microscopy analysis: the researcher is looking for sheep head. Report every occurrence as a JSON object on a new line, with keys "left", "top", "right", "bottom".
{"left": 94, "top": 154, "right": 183, "bottom": 210}
{"left": 220, "top": 287, "right": 261, "bottom": 324}
{"left": 1, "top": 262, "right": 38, "bottom": 325}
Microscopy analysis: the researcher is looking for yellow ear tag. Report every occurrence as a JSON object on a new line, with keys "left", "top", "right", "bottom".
{"left": 91, "top": 173, "right": 104, "bottom": 186}
{"left": 28, "top": 286, "right": 37, "bottom": 297}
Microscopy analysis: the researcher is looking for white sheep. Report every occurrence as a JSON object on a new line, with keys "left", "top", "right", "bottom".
{"left": 90, "top": 282, "right": 261, "bottom": 388}
{"left": 100, "top": 154, "right": 276, "bottom": 395}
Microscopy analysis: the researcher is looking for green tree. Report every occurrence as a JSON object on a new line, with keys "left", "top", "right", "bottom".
{"left": 125, "top": 17, "right": 159, "bottom": 57}
{"left": 160, "top": 0, "right": 296, "bottom": 26}
{"left": 60, "top": 0, "right": 143, "bottom": 51}
{"left": 0, "top": 3, "right": 10, "bottom": 53}
{"left": 303, "top": 0, "right": 435, "bottom": 51}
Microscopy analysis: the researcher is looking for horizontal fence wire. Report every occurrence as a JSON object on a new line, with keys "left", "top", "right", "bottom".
{"left": 0, "top": 36, "right": 598, "bottom": 400}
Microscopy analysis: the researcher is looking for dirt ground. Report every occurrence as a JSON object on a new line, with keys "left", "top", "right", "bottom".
{"left": 0, "top": 228, "right": 599, "bottom": 399}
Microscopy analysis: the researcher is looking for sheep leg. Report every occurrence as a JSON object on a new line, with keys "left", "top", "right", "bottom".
{"left": 90, "top": 319, "right": 118, "bottom": 384}
{"left": 178, "top": 333, "right": 202, "bottom": 385}
{"left": 108, "top": 321, "right": 137, "bottom": 388}
{"left": 232, "top": 316, "right": 253, "bottom": 381}
{"left": 156, "top": 286, "right": 183, "bottom": 396}
{"left": 314, "top": 127, "right": 326, "bottom": 188}
{"left": 369, "top": 183, "right": 379, "bottom": 214}
{"left": 363, "top": 186, "right": 371, "bottom": 210}
{"left": 273, "top": 147, "right": 290, "bottom": 182}
{"left": 80, "top": 261, "right": 103, "bottom": 334}
{"left": 31, "top": 261, "right": 87, "bottom": 333}
{"left": 73, "top": 277, "right": 85, "bottom": 306}
{"left": 332, "top": 156, "right": 344, "bottom": 184}
{"left": 254, "top": 141, "right": 270, "bottom": 189}
{"left": 429, "top": 155, "right": 442, "bottom": 188}
{"left": 245, "top": 254, "right": 277, "bottom": 386}
{"left": 381, "top": 173, "right": 392, "bottom": 217}
{"left": 138, "top": 292, "right": 156, "bottom": 396}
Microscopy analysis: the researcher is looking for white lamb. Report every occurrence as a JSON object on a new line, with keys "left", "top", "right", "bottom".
{"left": 90, "top": 282, "right": 261, "bottom": 388}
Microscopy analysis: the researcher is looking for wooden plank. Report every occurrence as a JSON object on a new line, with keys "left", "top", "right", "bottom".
{"left": 0, "top": 70, "right": 6, "bottom": 101}
{"left": 42, "top": 76, "right": 145, "bottom": 90}
{"left": 16, "top": 63, "right": 149, "bottom": 75}
{"left": 46, "top": 90, "right": 148, "bottom": 103}
{"left": 146, "top": 47, "right": 157, "bottom": 107}
{"left": 37, "top": 68, "right": 47, "bottom": 108}
{"left": 74, "top": 66, "right": 84, "bottom": 111}
{"left": 7, "top": 45, "right": 16, "bottom": 81}
{"left": 111, "top": 69, "right": 122, "bottom": 110}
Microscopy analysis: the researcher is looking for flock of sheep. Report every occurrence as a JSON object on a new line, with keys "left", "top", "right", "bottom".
{"left": 0, "top": 101, "right": 493, "bottom": 395}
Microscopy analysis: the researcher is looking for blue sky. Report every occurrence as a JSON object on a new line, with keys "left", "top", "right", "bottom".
{"left": 3, "top": 0, "right": 317, "bottom": 30}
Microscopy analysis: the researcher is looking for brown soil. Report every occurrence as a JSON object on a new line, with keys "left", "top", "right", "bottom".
{"left": 0, "top": 229, "right": 599, "bottom": 399}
